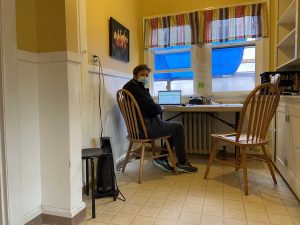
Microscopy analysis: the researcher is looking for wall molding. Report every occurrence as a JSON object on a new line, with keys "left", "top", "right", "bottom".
{"left": 42, "top": 202, "right": 86, "bottom": 218}
{"left": 25, "top": 214, "right": 42, "bottom": 225}
{"left": 24, "top": 206, "right": 42, "bottom": 224}
{"left": 16, "top": 50, "right": 133, "bottom": 80}
{"left": 24, "top": 208, "right": 86, "bottom": 225}
{"left": 88, "top": 64, "right": 132, "bottom": 79}
{"left": 1, "top": 0, "right": 24, "bottom": 223}
{"left": 16, "top": 50, "right": 82, "bottom": 64}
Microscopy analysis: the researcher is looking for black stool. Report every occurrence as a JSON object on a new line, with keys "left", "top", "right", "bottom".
{"left": 82, "top": 148, "right": 102, "bottom": 218}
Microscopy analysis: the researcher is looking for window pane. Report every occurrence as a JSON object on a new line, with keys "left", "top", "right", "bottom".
{"left": 171, "top": 80, "right": 193, "bottom": 96}
{"left": 212, "top": 46, "right": 255, "bottom": 92}
{"left": 153, "top": 71, "right": 193, "bottom": 81}
{"left": 153, "top": 81, "right": 167, "bottom": 96}
{"left": 155, "top": 51, "right": 191, "bottom": 70}
{"left": 153, "top": 71, "right": 194, "bottom": 96}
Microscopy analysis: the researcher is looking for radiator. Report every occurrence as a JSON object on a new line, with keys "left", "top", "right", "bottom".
{"left": 183, "top": 113, "right": 214, "bottom": 154}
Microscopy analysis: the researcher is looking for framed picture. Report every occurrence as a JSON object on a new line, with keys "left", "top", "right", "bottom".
{"left": 109, "top": 17, "right": 129, "bottom": 62}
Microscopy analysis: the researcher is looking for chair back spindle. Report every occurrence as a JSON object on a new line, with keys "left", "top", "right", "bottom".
{"left": 116, "top": 89, "right": 148, "bottom": 140}
{"left": 235, "top": 83, "right": 280, "bottom": 143}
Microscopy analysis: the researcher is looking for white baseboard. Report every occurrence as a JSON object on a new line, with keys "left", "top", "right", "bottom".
{"left": 42, "top": 202, "right": 86, "bottom": 218}
{"left": 23, "top": 205, "right": 42, "bottom": 224}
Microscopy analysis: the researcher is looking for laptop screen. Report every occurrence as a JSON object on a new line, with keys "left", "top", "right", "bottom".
{"left": 158, "top": 90, "right": 181, "bottom": 105}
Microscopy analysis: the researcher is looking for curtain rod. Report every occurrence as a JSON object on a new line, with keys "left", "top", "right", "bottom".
{"left": 143, "top": 0, "right": 268, "bottom": 19}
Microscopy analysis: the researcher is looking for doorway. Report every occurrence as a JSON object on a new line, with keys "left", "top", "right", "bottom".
{"left": 0, "top": 0, "right": 8, "bottom": 222}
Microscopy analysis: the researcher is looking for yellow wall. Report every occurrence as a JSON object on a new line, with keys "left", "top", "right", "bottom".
{"left": 36, "top": 0, "right": 67, "bottom": 52}
{"left": 140, "top": 0, "right": 276, "bottom": 71}
{"left": 86, "top": 0, "right": 141, "bottom": 74}
{"left": 16, "top": 0, "right": 38, "bottom": 52}
{"left": 141, "top": 0, "right": 262, "bottom": 17}
{"left": 65, "top": 0, "right": 79, "bottom": 53}
{"left": 16, "top": 0, "right": 67, "bottom": 53}
{"left": 16, "top": 0, "right": 276, "bottom": 69}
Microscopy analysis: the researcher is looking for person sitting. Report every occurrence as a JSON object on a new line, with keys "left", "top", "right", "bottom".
{"left": 123, "top": 64, "right": 198, "bottom": 173}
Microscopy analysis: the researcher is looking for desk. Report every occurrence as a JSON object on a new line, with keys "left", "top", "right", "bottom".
{"left": 163, "top": 104, "right": 243, "bottom": 156}
{"left": 163, "top": 104, "right": 243, "bottom": 129}
{"left": 163, "top": 104, "right": 243, "bottom": 113}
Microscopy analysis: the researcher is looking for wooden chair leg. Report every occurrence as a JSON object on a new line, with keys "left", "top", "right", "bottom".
{"left": 261, "top": 145, "right": 277, "bottom": 185}
{"left": 138, "top": 143, "right": 145, "bottom": 184}
{"left": 122, "top": 141, "right": 133, "bottom": 172}
{"left": 204, "top": 138, "right": 217, "bottom": 179}
{"left": 235, "top": 146, "right": 240, "bottom": 171}
{"left": 241, "top": 147, "right": 248, "bottom": 195}
{"left": 151, "top": 140, "right": 155, "bottom": 157}
{"left": 164, "top": 138, "right": 177, "bottom": 174}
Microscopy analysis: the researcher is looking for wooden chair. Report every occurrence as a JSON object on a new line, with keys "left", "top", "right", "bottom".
{"left": 116, "top": 89, "right": 177, "bottom": 183}
{"left": 204, "top": 83, "right": 281, "bottom": 195}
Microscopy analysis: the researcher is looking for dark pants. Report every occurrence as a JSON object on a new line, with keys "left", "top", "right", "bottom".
{"left": 144, "top": 116, "right": 187, "bottom": 164}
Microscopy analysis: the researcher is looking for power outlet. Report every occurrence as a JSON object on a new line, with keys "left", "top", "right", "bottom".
{"left": 89, "top": 53, "right": 99, "bottom": 65}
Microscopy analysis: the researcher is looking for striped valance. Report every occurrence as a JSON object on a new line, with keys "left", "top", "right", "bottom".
{"left": 204, "top": 3, "right": 268, "bottom": 43}
{"left": 143, "top": 2, "right": 268, "bottom": 48}
{"left": 143, "top": 12, "right": 203, "bottom": 49}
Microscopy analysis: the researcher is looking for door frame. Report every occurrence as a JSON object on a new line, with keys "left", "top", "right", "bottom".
{"left": 0, "top": 0, "right": 8, "bottom": 223}
{"left": 0, "top": 0, "right": 23, "bottom": 224}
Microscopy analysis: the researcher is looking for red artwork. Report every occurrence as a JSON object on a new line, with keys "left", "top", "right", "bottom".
{"left": 109, "top": 18, "right": 129, "bottom": 62}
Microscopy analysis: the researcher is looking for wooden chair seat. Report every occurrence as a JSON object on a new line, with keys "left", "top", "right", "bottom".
{"left": 211, "top": 133, "right": 269, "bottom": 146}
{"left": 117, "top": 89, "right": 177, "bottom": 183}
{"left": 204, "top": 83, "right": 281, "bottom": 195}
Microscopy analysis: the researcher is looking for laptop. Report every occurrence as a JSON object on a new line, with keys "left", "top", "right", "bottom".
{"left": 158, "top": 90, "right": 182, "bottom": 105}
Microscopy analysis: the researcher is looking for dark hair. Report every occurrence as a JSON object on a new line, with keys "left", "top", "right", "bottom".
{"left": 133, "top": 64, "right": 151, "bottom": 76}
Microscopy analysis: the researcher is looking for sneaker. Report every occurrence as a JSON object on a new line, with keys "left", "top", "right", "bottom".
{"left": 176, "top": 160, "right": 198, "bottom": 173}
{"left": 153, "top": 159, "right": 174, "bottom": 172}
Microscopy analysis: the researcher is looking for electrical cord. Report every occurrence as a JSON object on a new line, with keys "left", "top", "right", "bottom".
{"left": 93, "top": 55, "right": 126, "bottom": 202}
{"left": 94, "top": 55, "right": 104, "bottom": 138}
{"left": 114, "top": 174, "right": 126, "bottom": 201}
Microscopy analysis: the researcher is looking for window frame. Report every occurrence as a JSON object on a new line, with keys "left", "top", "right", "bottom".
{"left": 146, "top": 38, "right": 268, "bottom": 102}
{"left": 209, "top": 38, "right": 267, "bottom": 102}
{"left": 148, "top": 46, "right": 195, "bottom": 96}
{"left": 210, "top": 40, "right": 257, "bottom": 95}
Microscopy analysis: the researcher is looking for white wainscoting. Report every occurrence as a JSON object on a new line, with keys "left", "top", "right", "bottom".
{"left": 17, "top": 49, "right": 132, "bottom": 222}
{"left": 16, "top": 54, "right": 42, "bottom": 223}
{"left": 82, "top": 65, "right": 131, "bottom": 163}
{"left": 17, "top": 50, "right": 85, "bottom": 222}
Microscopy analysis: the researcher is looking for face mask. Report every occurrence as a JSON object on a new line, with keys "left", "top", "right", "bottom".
{"left": 137, "top": 77, "right": 149, "bottom": 86}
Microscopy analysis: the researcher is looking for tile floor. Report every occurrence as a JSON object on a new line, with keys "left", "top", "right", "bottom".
{"left": 79, "top": 156, "right": 300, "bottom": 225}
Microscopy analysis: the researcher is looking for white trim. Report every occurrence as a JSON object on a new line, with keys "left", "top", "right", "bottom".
{"left": 1, "top": 0, "right": 23, "bottom": 224}
{"left": 0, "top": 0, "right": 8, "bottom": 219}
{"left": 23, "top": 206, "right": 42, "bottom": 224}
{"left": 16, "top": 50, "right": 82, "bottom": 64}
{"left": 16, "top": 50, "right": 38, "bottom": 63}
{"left": 88, "top": 65, "right": 132, "bottom": 79}
{"left": 42, "top": 202, "right": 86, "bottom": 218}
{"left": 66, "top": 51, "right": 82, "bottom": 64}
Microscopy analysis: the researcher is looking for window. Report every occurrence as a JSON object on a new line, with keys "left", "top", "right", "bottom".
{"left": 212, "top": 40, "right": 256, "bottom": 93}
{"left": 152, "top": 46, "right": 194, "bottom": 96}
{"left": 148, "top": 39, "right": 262, "bottom": 97}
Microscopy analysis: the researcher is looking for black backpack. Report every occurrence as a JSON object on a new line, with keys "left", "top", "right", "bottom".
{"left": 95, "top": 137, "right": 124, "bottom": 201}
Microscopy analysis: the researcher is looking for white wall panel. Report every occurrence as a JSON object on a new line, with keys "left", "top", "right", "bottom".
{"left": 16, "top": 57, "right": 42, "bottom": 223}
{"left": 81, "top": 67, "right": 130, "bottom": 162}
